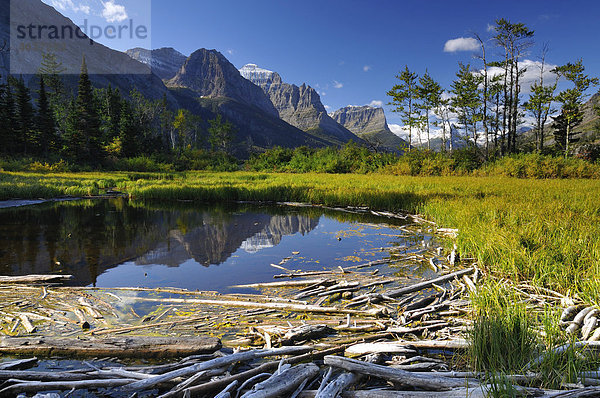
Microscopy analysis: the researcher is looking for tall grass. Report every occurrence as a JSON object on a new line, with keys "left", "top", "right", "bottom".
{"left": 2, "top": 170, "right": 600, "bottom": 298}
{"left": 469, "top": 281, "right": 537, "bottom": 374}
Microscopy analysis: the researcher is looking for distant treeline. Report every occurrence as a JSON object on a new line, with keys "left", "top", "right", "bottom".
{"left": 387, "top": 18, "right": 599, "bottom": 158}
{"left": 0, "top": 53, "right": 237, "bottom": 169}
{"left": 3, "top": 143, "right": 600, "bottom": 179}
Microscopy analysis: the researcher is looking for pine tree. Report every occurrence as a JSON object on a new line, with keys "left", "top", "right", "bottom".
{"left": 118, "top": 102, "right": 138, "bottom": 158}
{"left": 0, "top": 78, "right": 15, "bottom": 155}
{"left": 416, "top": 71, "right": 443, "bottom": 151}
{"left": 208, "top": 114, "right": 235, "bottom": 154}
{"left": 553, "top": 60, "right": 598, "bottom": 157}
{"left": 450, "top": 63, "right": 482, "bottom": 146}
{"left": 73, "top": 57, "right": 102, "bottom": 163}
{"left": 492, "top": 19, "right": 534, "bottom": 153}
{"left": 36, "top": 77, "right": 58, "bottom": 157}
{"left": 387, "top": 66, "right": 419, "bottom": 151}
{"left": 63, "top": 99, "right": 86, "bottom": 162}
{"left": 13, "top": 77, "right": 35, "bottom": 155}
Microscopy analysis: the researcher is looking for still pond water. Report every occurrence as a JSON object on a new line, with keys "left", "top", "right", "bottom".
{"left": 0, "top": 199, "right": 432, "bottom": 293}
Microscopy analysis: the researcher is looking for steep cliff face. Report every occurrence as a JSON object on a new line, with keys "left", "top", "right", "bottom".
{"left": 240, "top": 64, "right": 361, "bottom": 145}
{"left": 166, "top": 50, "right": 327, "bottom": 150}
{"left": 126, "top": 47, "right": 187, "bottom": 81}
{"left": 169, "top": 50, "right": 279, "bottom": 118}
{"left": 332, "top": 106, "right": 407, "bottom": 151}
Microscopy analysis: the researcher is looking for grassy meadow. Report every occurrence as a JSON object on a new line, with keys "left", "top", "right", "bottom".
{"left": 1, "top": 170, "right": 599, "bottom": 297}
{"left": 2, "top": 170, "right": 600, "bottom": 386}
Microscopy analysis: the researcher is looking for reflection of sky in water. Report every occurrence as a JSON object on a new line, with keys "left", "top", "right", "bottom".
{"left": 0, "top": 199, "right": 424, "bottom": 293}
{"left": 96, "top": 217, "right": 414, "bottom": 293}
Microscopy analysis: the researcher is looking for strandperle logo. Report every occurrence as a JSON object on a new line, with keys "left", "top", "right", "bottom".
{"left": 15, "top": 19, "right": 149, "bottom": 46}
{"left": 9, "top": 0, "right": 152, "bottom": 75}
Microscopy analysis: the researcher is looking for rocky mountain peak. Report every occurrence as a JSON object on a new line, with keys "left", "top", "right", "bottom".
{"left": 332, "top": 105, "right": 389, "bottom": 135}
{"left": 126, "top": 47, "right": 187, "bottom": 80}
{"left": 240, "top": 63, "right": 360, "bottom": 145}
{"left": 168, "top": 50, "right": 278, "bottom": 117}
{"left": 239, "top": 63, "right": 281, "bottom": 86}
{"left": 332, "top": 105, "right": 406, "bottom": 152}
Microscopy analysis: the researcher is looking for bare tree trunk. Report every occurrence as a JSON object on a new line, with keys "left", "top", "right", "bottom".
{"left": 476, "top": 34, "right": 489, "bottom": 159}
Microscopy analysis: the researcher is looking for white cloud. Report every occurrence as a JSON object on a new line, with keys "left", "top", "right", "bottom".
{"left": 443, "top": 37, "right": 479, "bottom": 53}
{"left": 363, "top": 65, "right": 371, "bottom": 72}
{"left": 51, "top": 0, "right": 90, "bottom": 14}
{"left": 486, "top": 23, "right": 496, "bottom": 32}
{"left": 486, "top": 59, "right": 558, "bottom": 94}
{"left": 333, "top": 80, "right": 343, "bottom": 89}
{"left": 324, "top": 105, "right": 331, "bottom": 110}
{"left": 227, "top": 49, "right": 234, "bottom": 55}
{"left": 101, "top": 0, "right": 128, "bottom": 23}
{"left": 318, "top": 91, "right": 326, "bottom": 96}
{"left": 369, "top": 100, "right": 383, "bottom": 108}
{"left": 388, "top": 124, "right": 408, "bottom": 139}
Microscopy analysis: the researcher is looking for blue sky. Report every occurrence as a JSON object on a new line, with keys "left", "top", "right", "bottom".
{"left": 43, "top": 0, "right": 600, "bottom": 128}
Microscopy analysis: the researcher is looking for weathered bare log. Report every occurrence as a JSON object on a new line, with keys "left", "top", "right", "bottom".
{"left": 345, "top": 343, "right": 416, "bottom": 356}
{"left": 0, "top": 378, "right": 138, "bottom": 395}
{"left": 384, "top": 268, "right": 474, "bottom": 298}
{"left": 281, "top": 325, "right": 334, "bottom": 345}
{"left": 316, "top": 354, "right": 380, "bottom": 398}
{"left": 387, "top": 322, "right": 449, "bottom": 335}
{"left": 90, "top": 315, "right": 206, "bottom": 336}
{"left": 0, "top": 274, "right": 73, "bottom": 284}
{"left": 0, "top": 369, "right": 102, "bottom": 381}
{"left": 324, "top": 355, "right": 469, "bottom": 391}
{"left": 241, "top": 363, "right": 319, "bottom": 398}
{"left": 345, "top": 339, "right": 468, "bottom": 355}
{"left": 529, "top": 341, "right": 600, "bottom": 368}
{"left": 214, "top": 380, "right": 238, "bottom": 398}
{"left": 0, "top": 336, "right": 221, "bottom": 359}
{"left": 185, "top": 346, "right": 346, "bottom": 396}
{"left": 123, "top": 346, "right": 312, "bottom": 391}
{"left": 562, "top": 305, "right": 586, "bottom": 322}
{"left": 300, "top": 386, "right": 526, "bottom": 397}
{"left": 132, "top": 297, "right": 384, "bottom": 317}
{"left": 548, "top": 387, "right": 600, "bottom": 397}
{"left": 231, "top": 279, "right": 329, "bottom": 289}
{"left": 0, "top": 357, "right": 37, "bottom": 370}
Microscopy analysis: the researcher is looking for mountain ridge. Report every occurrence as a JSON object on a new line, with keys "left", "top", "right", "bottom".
{"left": 332, "top": 105, "right": 406, "bottom": 151}
{"left": 240, "top": 63, "right": 362, "bottom": 145}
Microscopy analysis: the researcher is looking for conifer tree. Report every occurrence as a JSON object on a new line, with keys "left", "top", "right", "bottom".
{"left": 0, "top": 77, "right": 15, "bottom": 155}
{"left": 73, "top": 57, "right": 102, "bottom": 163}
{"left": 553, "top": 60, "right": 598, "bottom": 157}
{"left": 416, "top": 71, "right": 443, "bottom": 151}
{"left": 36, "top": 77, "right": 58, "bottom": 157}
{"left": 387, "top": 66, "right": 419, "bottom": 151}
{"left": 118, "top": 102, "right": 138, "bottom": 158}
{"left": 450, "top": 63, "right": 482, "bottom": 146}
{"left": 13, "top": 77, "right": 35, "bottom": 155}
{"left": 208, "top": 114, "right": 235, "bottom": 154}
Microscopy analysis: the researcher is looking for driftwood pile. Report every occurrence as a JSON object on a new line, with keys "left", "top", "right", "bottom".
{"left": 0, "top": 216, "right": 599, "bottom": 396}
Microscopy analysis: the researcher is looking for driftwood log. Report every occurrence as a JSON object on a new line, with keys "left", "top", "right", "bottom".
{"left": 123, "top": 346, "right": 312, "bottom": 391}
{"left": 0, "top": 378, "right": 138, "bottom": 395}
{"left": 241, "top": 363, "right": 320, "bottom": 398}
{"left": 0, "top": 336, "right": 221, "bottom": 358}
{"left": 0, "top": 274, "right": 73, "bottom": 284}
{"left": 323, "top": 355, "right": 470, "bottom": 391}
{"left": 345, "top": 339, "right": 469, "bottom": 355}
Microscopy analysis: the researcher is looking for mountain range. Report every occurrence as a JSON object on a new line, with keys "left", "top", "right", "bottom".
{"left": 331, "top": 105, "right": 407, "bottom": 151}
{"left": 1, "top": 0, "right": 414, "bottom": 155}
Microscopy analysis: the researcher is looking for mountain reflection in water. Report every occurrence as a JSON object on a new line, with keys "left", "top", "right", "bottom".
{"left": 0, "top": 199, "right": 414, "bottom": 292}
{"left": 0, "top": 199, "right": 319, "bottom": 286}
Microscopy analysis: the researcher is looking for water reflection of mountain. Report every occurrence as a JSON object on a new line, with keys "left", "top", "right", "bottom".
{"left": 135, "top": 212, "right": 319, "bottom": 267}
{"left": 0, "top": 199, "right": 318, "bottom": 286}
